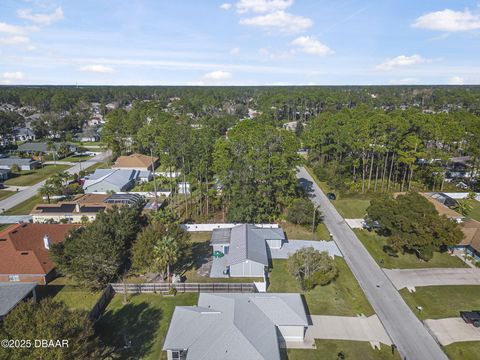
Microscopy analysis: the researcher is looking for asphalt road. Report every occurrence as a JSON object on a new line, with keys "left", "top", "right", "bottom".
{"left": 297, "top": 166, "right": 448, "bottom": 360}
{"left": 0, "top": 151, "right": 110, "bottom": 213}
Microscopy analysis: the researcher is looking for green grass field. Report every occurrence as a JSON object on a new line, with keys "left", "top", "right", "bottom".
{"left": 3, "top": 194, "right": 43, "bottom": 215}
{"left": 334, "top": 198, "right": 371, "bottom": 219}
{"left": 282, "top": 221, "right": 330, "bottom": 240}
{"left": 5, "top": 164, "right": 70, "bottom": 186}
{"left": 464, "top": 199, "right": 480, "bottom": 222}
{"left": 355, "top": 229, "right": 468, "bottom": 269}
{"left": 268, "top": 258, "right": 373, "bottom": 316}
{"left": 96, "top": 293, "right": 198, "bottom": 360}
{"left": 0, "top": 190, "right": 14, "bottom": 200}
{"left": 59, "top": 154, "right": 94, "bottom": 162}
{"left": 400, "top": 285, "right": 480, "bottom": 320}
{"left": 287, "top": 339, "right": 400, "bottom": 360}
{"left": 444, "top": 341, "right": 480, "bottom": 360}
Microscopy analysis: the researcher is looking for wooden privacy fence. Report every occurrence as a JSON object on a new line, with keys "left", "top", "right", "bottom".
{"left": 89, "top": 284, "right": 114, "bottom": 321}
{"left": 110, "top": 282, "right": 256, "bottom": 294}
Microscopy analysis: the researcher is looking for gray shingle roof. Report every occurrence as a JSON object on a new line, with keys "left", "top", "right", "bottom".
{"left": 163, "top": 293, "right": 308, "bottom": 360}
{"left": 223, "top": 224, "right": 285, "bottom": 266}
{"left": 0, "top": 282, "right": 37, "bottom": 317}
{"left": 0, "top": 157, "right": 38, "bottom": 166}
{"left": 83, "top": 169, "right": 138, "bottom": 189}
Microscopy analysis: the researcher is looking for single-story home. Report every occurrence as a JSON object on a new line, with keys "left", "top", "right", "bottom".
{"left": 453, "top": 219, "right": 480, "bottom": 261}
{"left": 163, "top": 292, "right": 309, "bottom": 360}
{"left": 0, "top": 157, "right": 41, "bottom": 171}
{"left": 74, "top": 128, "right": 100, "bottom": 142}
{"left": 13, "top": 127, "right": 36, "bottom": 142}
{"left": 17, "top": 142, "right": 77, "bottom": 155}
{"left": 0, "top": 223, "right": 80, "bottom": 284}
{"left": 83, "top": 168, "right": 139, "bottom": 193}
{"left": 31, "top": 193, "right": 144, "bottom": 223}
{"left": 113, "top": 153, "right": 158, "bottom": 172}
{"left": 210, "top": 224, "right": 285, "bottom": 277}
{"left": 0, "top": 282, "right": 37, "bottom": 319}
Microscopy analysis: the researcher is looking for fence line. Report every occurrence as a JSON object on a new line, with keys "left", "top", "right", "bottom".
{"left": 89, "top": 284, "right": 114, "bottom": 321}
{"left": 181, "top": 223, "right": 279, "bottom": 232}
{"left": 110, "top": 282, "right": 256, "bottom": 294}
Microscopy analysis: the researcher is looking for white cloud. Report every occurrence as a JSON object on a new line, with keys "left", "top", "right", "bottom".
{"left": 230, "top": 47, "right": 240, "bottom": 55}
{"left": 412, "top": 9, "right": 480, "bottom": 32}
{"left": 449, "top": 76, "right": 465, "bottom": 85}
{"left": 0, "top": 22, "right": 34, "bottom": 35}
{"left": 3, "top": 71, "right": 25, "bottom": 80}
{"left": 377, "top": 55, "right": 428, "bottom": 70}
{"left": 203, "top": 70, "right": 232, "bottom": 80}
{"left": 79, "top": 64, "right": 115, "bottom": 73}
{"left": 258, "top": 47, "right": 293, "bottom": 60}
{"left": 17, "top": 6, "right": 64, "bottom": 26}
{"left": 220, "top": 3, "right": 232, "bottom": 10}
{"left": 236, "top": 0, "right": 293, "bottom": 14}
{"left": 0, "top": 36, "right": 30, "bottom": 45}
{"left": 240, "top": 10, "right": 312, "bottom": 34}
{"left": 389, "top": 78, "right": 419, "bottom": 85}
{"left": 291, "top": 36, "right": 334, "bottom": 56}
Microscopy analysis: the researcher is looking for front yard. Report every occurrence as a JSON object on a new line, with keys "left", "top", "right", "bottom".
{"left": 0, "top": 190, "right": 13, "bottom": 200}
{"left": 3, "top": 194, "right": 43, "bottom": 215}
{"left": 5, "top": 164, "right": 70, "bottom": 186}
{"left": 281, "top": 221, "right": 330, "bottom": 240}
{"left": 268, "top": 258, "right": 373, "bottom": 316}
{"left": 444, "top": 341, "right": 480, "bottom": 360}
{"left": 96, "top": 293, "right": 198, "bottom": 360}
{"left": 355, "top": 229, "right": 468, "bottom": 269}
{"left": 400, "top": 285, "right": 480, "bottom": 320}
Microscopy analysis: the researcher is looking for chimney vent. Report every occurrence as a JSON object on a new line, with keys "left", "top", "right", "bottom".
{"left": 43, "top": 234, "right": 50, "bottom": 250}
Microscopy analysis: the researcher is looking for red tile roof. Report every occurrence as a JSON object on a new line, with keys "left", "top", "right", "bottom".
{"left": 0, "top": 223, "right": 80, "bottom": 276}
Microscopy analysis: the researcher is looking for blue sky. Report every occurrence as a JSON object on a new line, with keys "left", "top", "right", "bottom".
{"left": 0, "top": 0, "right": 479, "bottom": 85}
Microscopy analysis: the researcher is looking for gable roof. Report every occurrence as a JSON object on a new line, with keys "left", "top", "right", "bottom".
{"left": 0, "top": 223, "right": 80, "bottom": 275}
{"left": 0, "top": 157, "right": 39, "bottom": 166}
{"left": 0, "top": 282, "right": 37, "bottom": 317}
{"left": 163, "top": 293, "right": 308, "bottom": 360}
{"left": 83, "top": 168, "right": 138, "bottom": 190}
{"left": 218, "top": 224, "right": 285, "bottom": 266}
{"left": 113, "top": 153, "right": 158, "bottom": 169}
{"left": 460, "top": 219, "right": 480, "bottom": 253}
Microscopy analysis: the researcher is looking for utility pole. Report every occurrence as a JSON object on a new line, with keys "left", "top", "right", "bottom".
{"left": 312, "top": 205, "right": 319, "bottom": 235}
{"left": 150, "top": 147, "right": 159, "bottom": 211}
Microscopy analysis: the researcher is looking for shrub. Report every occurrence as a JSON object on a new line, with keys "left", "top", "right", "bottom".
{"left": 286, "top": 198, "right": 319, "bottom": 226}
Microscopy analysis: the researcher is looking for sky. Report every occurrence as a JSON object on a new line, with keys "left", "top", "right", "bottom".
{"left": 0, "top": 0, "right": 479, "bottom": 85}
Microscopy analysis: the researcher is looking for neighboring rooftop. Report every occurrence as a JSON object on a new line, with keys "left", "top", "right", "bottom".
{"left": 0, "top": 223, "right": 79, "bottom": 275}
{"left": 113, "top": 153, "right": 158, "bottom": 170}
{"left": 163, "top": 293, "right": 308, "bottom": 360}
{"left": 0, "top": 282, "right": 37, "bottom": 317}
{"left": 0, "top": 157, "right": 39, "bottom": 166}
{"left": 83, "top": 168, "right": 139, "bottom": 190}
{"left": 421, "top": 193, "right": 463, "bottom": 220}
{"left": 460, "top": 219, "right": 480, "bottom": 253}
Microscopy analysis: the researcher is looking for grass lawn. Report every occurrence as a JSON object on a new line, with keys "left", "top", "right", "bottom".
{"left": 4, "top": 194, "right": 43, "bottom": 215}
{"left": 281, "top": 221, "right": 330, "bottom": 240}
{"left": 464, "top": 199, "right": 480, "bottom": 222}
{"left": 59, "top": 154, "right": 94, "bottom": 162}
{"left": 189, "top": 231, "right": 212, "bottom": 243}
{"left": 334, "top": 198, "right": 371, "bottom": 219}
{"left": 400, "top": 285, "right": 480, "bottom": 320}
{"left": 0, "top": 190, "right": 13, "bottom": 200}
{"left": 96, "top": 293, "right": 198, "bottom": 360}
{"left": 355, "top": 229, "right": 468, "bottom": 269}
{"left": 444, "top": 341, "right": 480, "bottom": 360}
{"left": 287, "top": 339, "right": 400, "bottom": 360}
{"left": 5, "top": 164, "right": 70, "bottom": 186}
{"left": 268, "top": 258, "right": 374, "bottom": 316}
{"left": 36, "top": 277, "right": 100, "bottom": 311}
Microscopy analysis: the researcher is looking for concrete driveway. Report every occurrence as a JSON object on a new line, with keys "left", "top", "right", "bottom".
{"left": 345, "top": 219, "right": 365, "bottom": 229}
{"left": 270, "top": 240, "right": 342, "bottom": 259}
{"left": 425, "top": 318, "right": 480, "bottom": 345}
{"left": 305, "top": 315, "right": 392, "bottom": 349}
{"left": 384, "top": 268, "right": 480, "bottom": 290}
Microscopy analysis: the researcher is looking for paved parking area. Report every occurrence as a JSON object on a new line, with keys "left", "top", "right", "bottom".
{"left": 270, "top": 240, "right": 342, "bottom": 259}
{"left": 304, "top": 315, "right": 392, "bottom": 349}
{"left": 209, "top": 256, "right": 229, "bottom": 278}
{"left": 345, "top": 218, "right": 364, "bottom": 229}
{"left": 425, "top": 318, "right": 480, "bottom": 346}
{"left": 384, "top": 268, "right": 480, "bottom": 290}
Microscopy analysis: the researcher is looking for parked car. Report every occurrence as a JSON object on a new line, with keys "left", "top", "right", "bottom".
{"left": 362, "top": 219, "right": 381, "bottom": 231}
{"left": 326, "top": 192, "right": 336, "bottom": 200}
{"left": 0, "top": 183, "right": 4, "bottom": 189}
{"left": 213, "top": 250, "right": 224, "bottom": 258}
{"left": 460, "top": 311, "right": 480, "bottom": 327}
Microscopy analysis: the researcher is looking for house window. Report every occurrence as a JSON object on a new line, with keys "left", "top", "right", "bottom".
{"left": 8, "top": 275, "right": 20, "bottom": 282}
{"left": 171, "top": 350, "right": 186, "bottom": 360}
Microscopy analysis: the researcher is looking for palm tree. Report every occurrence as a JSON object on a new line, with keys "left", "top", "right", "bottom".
{"left": 454, "top": 201, "right": 473, "bottom": 216}
{"left": 38, "top": 183, "right": 56, "bottom": 204}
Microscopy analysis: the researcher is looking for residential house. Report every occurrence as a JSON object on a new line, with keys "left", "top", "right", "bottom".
{"left": 163, "top": 292, "right": 309, "bottom": 360}
{"left": 0, "top": 168, "right": 10, "bottom": 180}
{"left": 113, "top": 153, "right": 158, "bottom": 172}
{"left": 0, "top": 157, "right": 40, "bottom": 171}
{"left": 17, "top": 142, "right": 76, "bottom": 156}
{"left": 0, "top": 283, "right": 37, "bottom": 319}
{"left": 74, "top": 127, "right": 100, "bottom": 142}
{"left": 210, "top": 224, "right": 285, "bottom": 277}
{"left": 31, "top": 193, "right": 144, "bottom": 223}
{"left": 453, "top": 219, "right": 480, "bottom": 261}
{"left": 13, "top": 127, "right": 36, "bottom": 142}
{"left": 0, "top": 223, "right": 80, "bottom": 284}
{"left": 420, "top": 193, "right": 463, "bottom": 223}
{"left": 83, "top": 168, "right": 139, "bottom": 193}
{"left": 178, "top": 182, "right": 190, "bottom": 194}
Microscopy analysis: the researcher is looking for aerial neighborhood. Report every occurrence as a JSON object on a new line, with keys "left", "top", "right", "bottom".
{"left": 1, "top": 2, "right": 480, "bottom": 360}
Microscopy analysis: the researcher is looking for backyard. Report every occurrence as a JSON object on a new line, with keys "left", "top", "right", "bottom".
{"left": 96, "top": 293, "right": 198, "bottom": 360}
{"left": 463, "top": 199, "right": 480, "bottom": 222}
{"left": 400, "top": 285, "right": 480, "bottom": 320}
{"left": 268, "top": 258, "right": 373, "bottom": 316}
{"left": 355, "top": 229, "right": 468, "bottom": 269}
{"left": 5, "top": 164, "right": 70, "bottom": 186}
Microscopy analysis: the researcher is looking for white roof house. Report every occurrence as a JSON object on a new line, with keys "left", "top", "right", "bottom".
{"left": 83, "top": 169, "right": 139, "bottom": 193}
{"left": 163, "top": 293, "right": 308, "bottom": 360}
